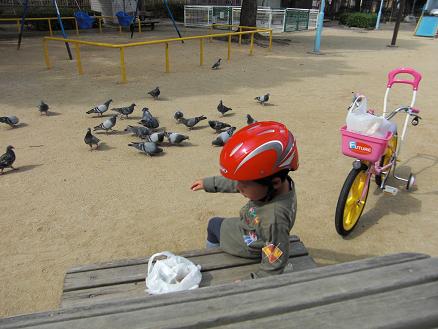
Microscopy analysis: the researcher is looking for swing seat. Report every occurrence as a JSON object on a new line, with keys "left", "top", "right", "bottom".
{"left": 74, "top": 11, "right": 95, "bottom": 29}
{"left": 116, "top": 11, "right": 134, "bottom": 27}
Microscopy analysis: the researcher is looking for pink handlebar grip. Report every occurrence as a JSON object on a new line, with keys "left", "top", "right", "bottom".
{"left": 411, "top": 108, "right": 420, "bottom": 113}
{"left": 387, "top": 67, "right": 422, "bottom": 90}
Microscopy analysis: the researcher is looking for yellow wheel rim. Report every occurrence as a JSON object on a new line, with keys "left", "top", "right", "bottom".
{"left": 382, "top": 136, "right": 398, "bottom": 167}
{"left": 343, "top": 170, "right": 368, "bottom": 231}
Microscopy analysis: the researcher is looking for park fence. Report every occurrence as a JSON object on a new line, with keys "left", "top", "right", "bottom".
{"left": 184, "top": 5, "right": 318, "bottom": 32}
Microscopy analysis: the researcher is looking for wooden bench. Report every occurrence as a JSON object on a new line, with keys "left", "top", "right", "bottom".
{"left": 138, "top": 11, "right": 159, "bottom": 30}
{"left": 2, "top": 252, "right": 437, "bottom": 328}
{"left": 60, "top": 235, "right": 316, "bottom": 308}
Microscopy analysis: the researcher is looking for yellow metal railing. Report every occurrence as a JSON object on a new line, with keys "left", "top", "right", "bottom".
{"left": 43, "top": 26, "right": 273, "bottom": 83}
{"left": 0, "top": 15, "right": 143, "bottom": 36}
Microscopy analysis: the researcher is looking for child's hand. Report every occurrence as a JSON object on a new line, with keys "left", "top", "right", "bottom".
{"left": 190, "top": 180, "right": 204, "bottom": 191}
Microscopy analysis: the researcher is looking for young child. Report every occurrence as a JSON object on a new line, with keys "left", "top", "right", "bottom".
{"left": 191, "top": 121, "right": 298, "bottom": 278}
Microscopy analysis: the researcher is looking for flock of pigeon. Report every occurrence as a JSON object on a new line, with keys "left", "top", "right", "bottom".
{"left": 0, "top": 82, "right": 271, "bottom": 174}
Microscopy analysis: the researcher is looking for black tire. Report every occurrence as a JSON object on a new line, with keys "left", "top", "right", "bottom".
{"left": 335, "top": 166, "right": 369, "bottom": 237}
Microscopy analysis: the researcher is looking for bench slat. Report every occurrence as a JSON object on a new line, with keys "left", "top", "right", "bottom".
{"left": 63, "top": 239, "right": 307, "bottom": 292}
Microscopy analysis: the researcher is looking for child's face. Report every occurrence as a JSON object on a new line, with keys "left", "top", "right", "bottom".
{"left": 236, "top": 180, "right": 269, "bottom": 201}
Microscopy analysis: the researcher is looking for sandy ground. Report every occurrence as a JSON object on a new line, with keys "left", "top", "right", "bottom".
{"left": 0, "top": 23, "right": 437, "bottom": 317}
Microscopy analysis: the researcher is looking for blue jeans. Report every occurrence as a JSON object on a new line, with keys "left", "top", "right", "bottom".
{"left": 206, "top": 217, "right": 224, "bottom": 248}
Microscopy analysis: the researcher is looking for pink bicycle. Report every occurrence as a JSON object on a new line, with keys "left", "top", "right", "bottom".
{"left": 335, "top": 68, "right": 423, "bottom": 236}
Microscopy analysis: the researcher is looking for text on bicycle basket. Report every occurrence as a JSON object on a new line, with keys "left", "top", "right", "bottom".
{"left": 349, "top": 141, "right": 372, "bottom": 155}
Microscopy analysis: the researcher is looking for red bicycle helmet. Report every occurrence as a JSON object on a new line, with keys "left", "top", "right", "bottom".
{"left": 219, "top": 121, "right": 298, "bottom": 181}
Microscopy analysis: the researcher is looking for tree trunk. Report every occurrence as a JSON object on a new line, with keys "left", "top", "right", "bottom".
{"left": 240, "top": 0, "right": 257, "bottom": 27}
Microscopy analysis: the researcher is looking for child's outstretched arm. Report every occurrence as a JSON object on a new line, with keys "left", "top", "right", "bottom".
{"left": 190, "top": 176, "right": 238, "bottom": 193}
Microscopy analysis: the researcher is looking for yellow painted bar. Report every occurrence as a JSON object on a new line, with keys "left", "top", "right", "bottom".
{"left": 74, "top": 43, "right": 83, "bottom": 75}
{"left": 120, "top": 47, "right": 127, "bottom": 83}
{"left": 45, "top": 37, "right": 116, "bottom": 48}
{"left": 138, "top": 19, "right": 141, "bottom": 33}
{"left": 48, "top": 19, "right": 53, "bottom": 36}
{"left": 209, "top": 25, "right": 213, "bottom": 43}
{"left": 43, "top": 39, "right": 51, "bottom": 69}
{"left": 227, "top": 34, "right": 231, "bottom": 62}
{"left": 119, "top": 25, "right": 122, "bottom": 33}
{"left": 165, "top": 43, "right": 170, "bottom": 73}
{"left": 75, "top": 18, "right": 79, "bottom": 36}
{"left": 249, "top": 32, "right": 254, "bottom": 56}
{"left": 239, "top": 27, "right": 242, "bottom": 45}
{"left": 98, "top": 18, "right": 102, "bottom": 33}
{"left": 199, "top": 39, "right": 203, "bottom": 66}
{"left": 269, "top": 30, "right": 272, "bottom": 51}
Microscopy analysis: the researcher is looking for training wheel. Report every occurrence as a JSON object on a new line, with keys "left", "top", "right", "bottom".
{"left": 407, "top": 173, "right": 416, "bottom": 190}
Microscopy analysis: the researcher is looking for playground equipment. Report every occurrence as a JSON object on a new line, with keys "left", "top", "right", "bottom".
{"left": 43, "top": 24, "right": 272, "bottom": 83}
{"left": 415, "top": 0, "right": 438, "bottom": 37}
{"left": 335, "top": 68, "right": 423, "bottom": 236}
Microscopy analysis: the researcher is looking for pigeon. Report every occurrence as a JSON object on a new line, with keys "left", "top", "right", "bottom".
{"left": 128, "top": 141, "right": 163, "bottom": 156}
{"left": 179, "top": 115, "right": 207, "bottom": 129}
{"left": 0, "top": 116, "right": 19, "bottom": 127}
{"left": 165, "top": 132, "right": 189, "bottom": 144}
{"left": 148, "top": 87, "right": 160, "bottom": 100}
{"left": 217, "top": 100, "right": 232, "bottom": 117}
{"left": 208, "top": 120, "right": 231, "bottom": 133}
{"left": 148, "top": 131, "right": 165, "bottom": 143}
{"left": 247, "top": 114, "right": 257, "bottom": 125}
{"left": 37, "top": 101, "right": 49, "bottom": 115}
{"left": 93, "top": 115, "right": 117, "bottom": 133}
{"left": 84, "top": 128, "right": 100, "bottom": 150}
{"left": 174, "top": 110, "right": 184, "bottom": 123}
{"left": 124, "top": 125, "right": 151, "bottom": 139}
{"left": 0, "top": 145, "right": 16, "bottom": 174}
{"left": 87, "top": 99, "right": 112, "bottom": 116}
{"left": 212, "top": 127, "right": 236, "bottom": 146}
{"left": 111, "top": 103, "right": 136, "bottom": 119}
{"left": 212, "top": 58, "right": 222, "bottom": 70}
{"left": 255, "top": 93, "right": 270, "bottom": 105}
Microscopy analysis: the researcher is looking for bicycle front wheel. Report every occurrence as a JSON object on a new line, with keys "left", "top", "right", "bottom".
{"left": 335, "top": 166, "right": 370, "bottom": 236}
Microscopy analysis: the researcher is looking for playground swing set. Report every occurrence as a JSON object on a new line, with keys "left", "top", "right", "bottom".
{"left": 16, "top": 0, "right": 184, "bottom": 58}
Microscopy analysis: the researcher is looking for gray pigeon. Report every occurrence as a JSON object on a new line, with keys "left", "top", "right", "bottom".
{"left": 217, "top": 100, "right": 232, "bottom": 117}
{"left": 255, "top": 93, "right": 270, "bottom": 105}
{"left": 148, "top": 131, "right": 165, "bottom": 143}
{"left": 93, "top": 115, "right": 117, "bottom": 133}
{"left": 111, "top": 103, "right": 136, "bottom": 119}
{"left": 124, "top": 125, "right": 151, "bottom": 139}
{"left": 139, "top": 108, "right": 160, "bottom": 129}
{"left": 212, "top": 58, "right": 222, "bottom": 70}
{"left": 84, "top": 128, "right": 100, "bottom": 150}
{"left": 212, "top": 127, "right": 236, "bottom": 146}
{"left": 87, "top": 99, "right": 112, "bottom": 116}
{"left": 165, "top": 132, "right": 189, "bottom": 144}
{"left": 0, "top": 145, "right": 16, "bottom": 174}
{"left": 208, "top": 120, "right": 231, "bottom": 133}
{"left": 148, "top": 87, "right": 160, "bottom": 100}
{"left": 128, "top": 141, "right": 163, "bottom": 156}
{"left": 0, "top": 116, "right": 19, "bottom": 127}
{"left": 247, "top": 114, "right": 257, "bottom": 125}
{"left": 174, "top": 111, "right": 184, "bottom": 122}
{"left": 179, "top": 115, "right": 207, "bottom": 129}
{"left": 37, "top": 101, "right": 49, "bottom": 115}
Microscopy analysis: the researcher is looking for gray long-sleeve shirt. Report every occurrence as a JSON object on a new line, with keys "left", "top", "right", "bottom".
{"left": 203, "top": 175, "right": 297, "bottom": 278}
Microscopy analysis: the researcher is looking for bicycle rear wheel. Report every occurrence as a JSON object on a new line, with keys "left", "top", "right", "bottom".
{"left": 335, "top": 165, "right": 370, "bottom": 236}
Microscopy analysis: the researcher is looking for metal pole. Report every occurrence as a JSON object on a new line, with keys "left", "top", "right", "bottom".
{"left": 17, "top": 0, "right": 29, "bottom": 50}
{"left": 43, "top": 39, "right": 51, "bottom": 69}
{"left": 164, "top": 0, "right": 184, "bottom": 43}
{"left": 120, "top": 47, "right": 127, "bottom": 83}
{"left": 227, "top": 34, "right": 231, "bottom": 61}
{"left": 74, "top": 43, "right": 83, "bottom": 74}
{"left": 52, "top": 0, "right": 73, "bottom": 60}
{"left": 165, "top": 43, "right": 170, "bottom": 72}
{"left": 239, "top": 26, "right": 242, "bottom": 45}
{"left": 75, "top": 18, "right": 79, "bottom": 35}
{"left": 249, "top": 32, "right": 254, "bottom": 55}
{"left": 375, "top": 0, "right": 384, "bottom": 29}
{"left": 200, "top": 39, "right": 204, "bottom": 66}
{"left": 313, "top": 0, "right": 325, "bottom": 53}
{"left": 269, "top": 29, "right": 272, "bottom": 50}
{"left": 48, "top": 19, "right": 53, "bottom": 36}
{"left": 390, "top": 0, "right": 405, "bottom": 46}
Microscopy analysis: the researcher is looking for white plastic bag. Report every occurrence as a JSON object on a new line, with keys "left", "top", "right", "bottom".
{"left": 346, "top": 95, "right": 393, "bottom": 138}
{"left": 145, "top": 251, "right": 202, "bottom": 295}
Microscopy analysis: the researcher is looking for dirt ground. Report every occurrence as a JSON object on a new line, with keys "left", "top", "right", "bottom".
{"left": 0, "top": 23, "right": 437, "bottom": 317}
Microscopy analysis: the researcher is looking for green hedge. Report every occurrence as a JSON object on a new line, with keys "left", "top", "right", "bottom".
{"left": 338, "top": 12, "right": 377, "bottom": 29}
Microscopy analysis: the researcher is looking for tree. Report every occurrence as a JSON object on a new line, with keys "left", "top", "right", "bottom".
{"left": 240, "top": 0, "right": 257, "bottom": 28}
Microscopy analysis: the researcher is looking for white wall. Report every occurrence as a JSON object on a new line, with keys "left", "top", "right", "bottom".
{"left": 257, "top": 0, "right": 282, "bottom": 8}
